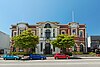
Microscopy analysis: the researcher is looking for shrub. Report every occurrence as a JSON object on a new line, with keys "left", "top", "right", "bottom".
{"left": 89, "top": 52, "right": 96, "bottom": 56}
{"left": 65, "top": 52, "right": 72, "bottom": 56}
{"left": 83, "top": 52, "right": 89, "bottom": 54}
{"left": 10, "top": 52, "right": 27, "bottom": 55}
{"left": 10, "top": 52, "right": 36, "bottom": 55}
{"left": 72, "top": 52, "right": 83, "bottom": 55}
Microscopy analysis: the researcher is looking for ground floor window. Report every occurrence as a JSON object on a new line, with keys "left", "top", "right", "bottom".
{"left": 74, "top": 45, "right": 77, "bottom": 51}
{"left": 0, "top": 49, "right": 4, "bottom": 54}
{"left": 80, "top": 44, "right": 83, "bottom": 52}
{"left": 53, "top": 46, "right": 55, "bottom": 52}
{"left": 40, "top": 42, "right": 43, "bottom": 52}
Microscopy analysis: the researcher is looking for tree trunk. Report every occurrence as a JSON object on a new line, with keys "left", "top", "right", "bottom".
{"left": 24, "top": 48, "right": 28, "bottom": 53}
{"left": 60, "top": 48, "right": 66, "bottom": 54}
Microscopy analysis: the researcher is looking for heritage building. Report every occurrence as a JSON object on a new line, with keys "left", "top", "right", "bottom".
{"left": 10, "top": 21, "right": 86, "bottom": 54}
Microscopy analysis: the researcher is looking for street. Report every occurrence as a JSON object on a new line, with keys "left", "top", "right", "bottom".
{"left": 0, "top": 59, "right": 100, "bottom": 67}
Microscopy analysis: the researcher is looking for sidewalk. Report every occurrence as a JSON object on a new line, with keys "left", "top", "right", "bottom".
{"left": 72, "top": 55, "right": 100, "bottom": 59}
{"left": 47, "top": 56, "right": 100, "bottom": 60}
{"left": 47, "top": 57, "right": 54, "bottom": 60}
{"left": 80, "top": 57, "right": 100, "bottom": 59}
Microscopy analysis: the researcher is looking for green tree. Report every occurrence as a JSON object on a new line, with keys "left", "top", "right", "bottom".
{"left": 51, "top": 34, "right": 75, "bottom": 53}
{"left": 12, "top": 29, "right": 39, "bottom": 53}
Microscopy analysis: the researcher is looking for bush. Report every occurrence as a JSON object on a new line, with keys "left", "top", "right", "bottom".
{"left": 10, "top": 52, "right": 36, "bottom": 55}
{"left": 10, "top": 52, "right": 27, "bottom": 55}
{"left": 72, "top": 52, "right": 83, "bottom": 55}
{"left": 89, "top": 52, "right": 96, "bottom": 56}
{"left": 83, "top": 52, "right": 89, "bottom": 54}
{"left": 65, "top": 52, "right": 72, "bottom": 56}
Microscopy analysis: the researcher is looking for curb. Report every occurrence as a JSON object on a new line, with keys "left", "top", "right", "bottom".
{"left": 80, "top": 57, "right": 100, "bottom": 59}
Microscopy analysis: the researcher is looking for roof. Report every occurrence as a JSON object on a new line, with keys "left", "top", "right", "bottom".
{"left": 91, "top": 36, "right": 100, "bottom": 40}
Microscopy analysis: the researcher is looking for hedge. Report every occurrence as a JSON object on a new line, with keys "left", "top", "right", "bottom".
{"left": 10, "top": 52, "right": 36, "bottom": 55}
{"left": 72, "top": 52, "right": 83, "bottom": 55}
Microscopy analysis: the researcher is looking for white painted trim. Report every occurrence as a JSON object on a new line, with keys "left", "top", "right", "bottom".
{"left": 61, "top": 30, "right": 66, "bottom": 34}
{"left": 13, "top": 31, "right": 17, "bottom": 37}
{"left": 79, "top": 28, "right": 85, "bottom": 29}
{"left": 80, "top": 43, "right": 84, "bottom": 47}
{"left": 71, "top": 28, "right": 77, "bottom": 36}
{"left": 79, "top": 30, "right": 84, "bottom": 37}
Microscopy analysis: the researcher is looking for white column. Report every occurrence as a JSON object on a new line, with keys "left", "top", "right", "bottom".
{"left": 43, "top": 28, "right": 45, "bottom": 37}
{"left": 51, "top": 44, "right": 53, "bottom": 54}
{"left": 43, "top": 41, "right": 45, "bottom": 49}
{"left": 39, "top": 28, "right": 41, "bottom": 37}
{"left": 51, "top": 28, "right": 53, "bottom": 37}
{"left": 36, "top": 44, "right": 39, "bottom": 54}
{"left": 17, "top": 27, "right": 19, "bottom": 35}
{"left": 43, "top": 41, "right": 45, "bottom": 54}
{"left": 57, "top": 27, "right": 59, "bottom": 36}
{"left": 36, "top": 27, "right": 39, "bottom": 36}
{"left": 55, "top": 28, "right": 57, "bottom": 37}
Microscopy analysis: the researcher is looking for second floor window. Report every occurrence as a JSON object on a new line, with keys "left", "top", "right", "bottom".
{"left": 41, "top": 29, "right": 43, "bottom": 37}
{"left": 41, "top": 42, "right": 43, "bottom": 52}
{"left": 79, "top": 30, "right": 83, "bottom": 37}
{"left": 62, "top": 32, "right": 65, "bottom": 34}
{"left": 53, "top": 29, "right": 55, "bottom": 37}
{"left": 13, "top": 31, "right": 17, "bottom": 37}
{"left": 20, "top": 30, "right": 24, "bottom": 34}
{"left": 45, "top": 29, "right": 51, "bottom": 39}
{"left": 72, "top": 29, "right": 76, "bottom": 35}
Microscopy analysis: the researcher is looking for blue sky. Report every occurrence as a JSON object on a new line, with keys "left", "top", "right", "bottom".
{"left": 0, "top": 0, "right": 100, "bottom": 36}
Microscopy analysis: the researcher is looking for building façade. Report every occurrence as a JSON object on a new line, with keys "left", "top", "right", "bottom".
{"left": 10, "top": 21, "right": 86, "bottom": 54}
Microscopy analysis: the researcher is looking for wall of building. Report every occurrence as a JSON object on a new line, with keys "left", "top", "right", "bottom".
{"left": 10, "top": 22, "right": 86, "bottom": 54}
{"left": 0, "top": 31, "right": 10, "bottom": 54}
{"left": 87, "top": 36, "right": 100, "bottom": 52}
{"left": 88, "top": 36, "right": 91, "bottom": 47}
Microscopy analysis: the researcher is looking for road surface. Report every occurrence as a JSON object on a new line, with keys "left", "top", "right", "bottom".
{"left": 0, "top": 59, "right": 100, "bottom": 67}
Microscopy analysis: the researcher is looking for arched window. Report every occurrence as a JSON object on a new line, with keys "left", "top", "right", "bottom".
{"left": 40, "top": 42, "right": 43, "bottom": 52}
{"left": 53, "top": 29, "right": 55, "bottom": 37}
{"left": 62, "top": 32, "right": 65, "bottom": 34}
{"left": 61, "top": 30, "right": 66, "bottom": 34}
{"left": 72, "top": 29, "right": 76, "bottom": 35}
{"left": 74, "top": 45, "right": 77, "bottom": 51}
{"left": 80, "top": 44, "right": 83, "bottom": 52}
{"left": 17, "top": 24, "right": 27, "bottom": 35}
{"left": 20, "top": 29, "right": 24, "bottom": 34}
{"left": 44, "top": 23, "right": 51, "bottom": 28}
{"left": 45, "top": 29, "right": 51, "bottom": 39}
{"left": 79, "top": 30, "right": 83, "bottom": 37}
{"left": 41, "top": 29, "right": 43, "bottom": 37}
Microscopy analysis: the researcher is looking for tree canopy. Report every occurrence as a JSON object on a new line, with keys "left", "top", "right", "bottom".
{"left": 51, "top": 34, "right": 75, "bottom": 49}
{"left": 12, "top": 29, "right": 39, "bottom": 49}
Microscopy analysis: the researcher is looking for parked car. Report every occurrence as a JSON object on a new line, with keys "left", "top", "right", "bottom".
{"left": 21, "top": 55, "right": 30, "bottom": 60}
{"left": 54, "top": 53, "right": 70, "bottom": 59}
{"left": 29, "top": 54, "right": 46, "bottom": 60}
{"left": 3, "top": 54, "right": 21, "bottom": 60}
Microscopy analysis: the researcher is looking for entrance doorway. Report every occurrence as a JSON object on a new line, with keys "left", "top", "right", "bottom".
{"left": 44, "top": 43, "right": 51, "bottom": 54}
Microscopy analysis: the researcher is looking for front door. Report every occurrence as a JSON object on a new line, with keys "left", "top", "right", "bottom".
{"left": 45, "top": 43, "right": 51, "bottom": 54}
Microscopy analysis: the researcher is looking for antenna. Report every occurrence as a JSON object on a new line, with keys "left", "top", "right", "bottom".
{"left": 72, "top": 11, "right": 75, "bottom": 22}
